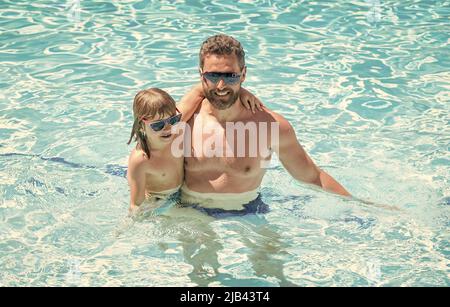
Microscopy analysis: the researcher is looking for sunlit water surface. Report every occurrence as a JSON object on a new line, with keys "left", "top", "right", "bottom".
{"left": 0, "top": 0, "right": 449, "bottom": 286}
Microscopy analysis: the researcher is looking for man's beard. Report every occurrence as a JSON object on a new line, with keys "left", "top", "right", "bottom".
{"left": 204, "top": 88, "right": 240, "bottom": 110}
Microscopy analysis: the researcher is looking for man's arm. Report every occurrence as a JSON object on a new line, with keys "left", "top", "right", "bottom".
{"left": 273, "top": 114, "right": 351, "bottom": 197}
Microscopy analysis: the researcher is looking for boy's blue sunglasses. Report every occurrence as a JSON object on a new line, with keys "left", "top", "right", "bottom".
{"left": 141, "top": 108, "right": 182, "bottom": 132}
{"left": 201, "top": 71, "right": 241, "bottom": 85}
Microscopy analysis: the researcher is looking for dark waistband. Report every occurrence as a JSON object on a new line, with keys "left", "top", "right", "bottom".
{"left": 179, "top": 194, "right": 269, "bottom": 218}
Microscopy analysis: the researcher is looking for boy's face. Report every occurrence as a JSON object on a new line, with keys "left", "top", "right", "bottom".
{"left": 142, "top": 113, "right": 178, "bottom": 147}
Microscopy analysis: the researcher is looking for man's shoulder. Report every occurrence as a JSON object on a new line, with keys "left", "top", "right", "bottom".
{"left": 254, "top": 107, "right": 293, "bottom": 132}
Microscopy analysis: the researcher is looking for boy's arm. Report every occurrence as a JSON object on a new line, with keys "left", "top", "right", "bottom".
{"left": 177, "top": 84, "right": 265, "bottom": 122}
{"left": 127, "top": 152, "right": 147, "bottom": 210}
{"left": 240, "top": 87, "right": 264, "bottom": 113}
{"left": 177, "top": 83, "right": 204, "bottom": 122}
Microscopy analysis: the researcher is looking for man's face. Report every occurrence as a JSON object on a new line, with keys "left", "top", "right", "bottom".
{"left": 200, "top": 54, "right": 246, "bottom": 110}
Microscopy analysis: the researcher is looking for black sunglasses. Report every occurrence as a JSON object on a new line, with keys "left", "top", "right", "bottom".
{"left": 201, "top": 71, "right": 242, "bottom": 85}
{"left": 141, "top": 108, "right": 182, "bottom": 132}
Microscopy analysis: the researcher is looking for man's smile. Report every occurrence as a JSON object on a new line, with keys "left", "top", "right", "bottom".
{"left": 215, "top": 90, "right": 230, "bottom": 97}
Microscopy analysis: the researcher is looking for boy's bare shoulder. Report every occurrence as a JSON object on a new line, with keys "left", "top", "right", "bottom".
{"left": 128, "top": 148, "right": 150, "bottom": 171}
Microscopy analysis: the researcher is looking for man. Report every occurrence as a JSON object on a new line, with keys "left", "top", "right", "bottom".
{"left": 179, "top": 34, "right": 350, "bottom": 214}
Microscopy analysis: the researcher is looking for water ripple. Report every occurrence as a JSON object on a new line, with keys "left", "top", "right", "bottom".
{"left": 0, "top": 0, "right": 449, "bottom": 286}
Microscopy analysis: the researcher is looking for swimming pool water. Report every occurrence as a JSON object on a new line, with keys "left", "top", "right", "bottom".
{"left": 0, "top": 0, "right": 449, "bottom": 286}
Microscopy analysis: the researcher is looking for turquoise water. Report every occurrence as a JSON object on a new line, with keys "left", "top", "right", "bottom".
{"left": 0, "top": 0, "right": 449, "bottom": 286}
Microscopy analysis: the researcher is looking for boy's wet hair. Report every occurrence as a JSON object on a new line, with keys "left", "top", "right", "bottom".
{"left": 127, "top": 88, "right": 177, "bottom": 159}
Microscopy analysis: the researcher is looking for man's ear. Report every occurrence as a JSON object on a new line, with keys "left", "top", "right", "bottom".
{"left": 199, "top": 68, "right": 204, "bottom": 82}
{"left": 241, "top": 66, "right": 247, "bottom": 84}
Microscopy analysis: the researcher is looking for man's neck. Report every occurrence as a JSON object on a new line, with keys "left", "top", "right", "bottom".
{"left": 203, "top": 97, "right": 244, "bottom": 123}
